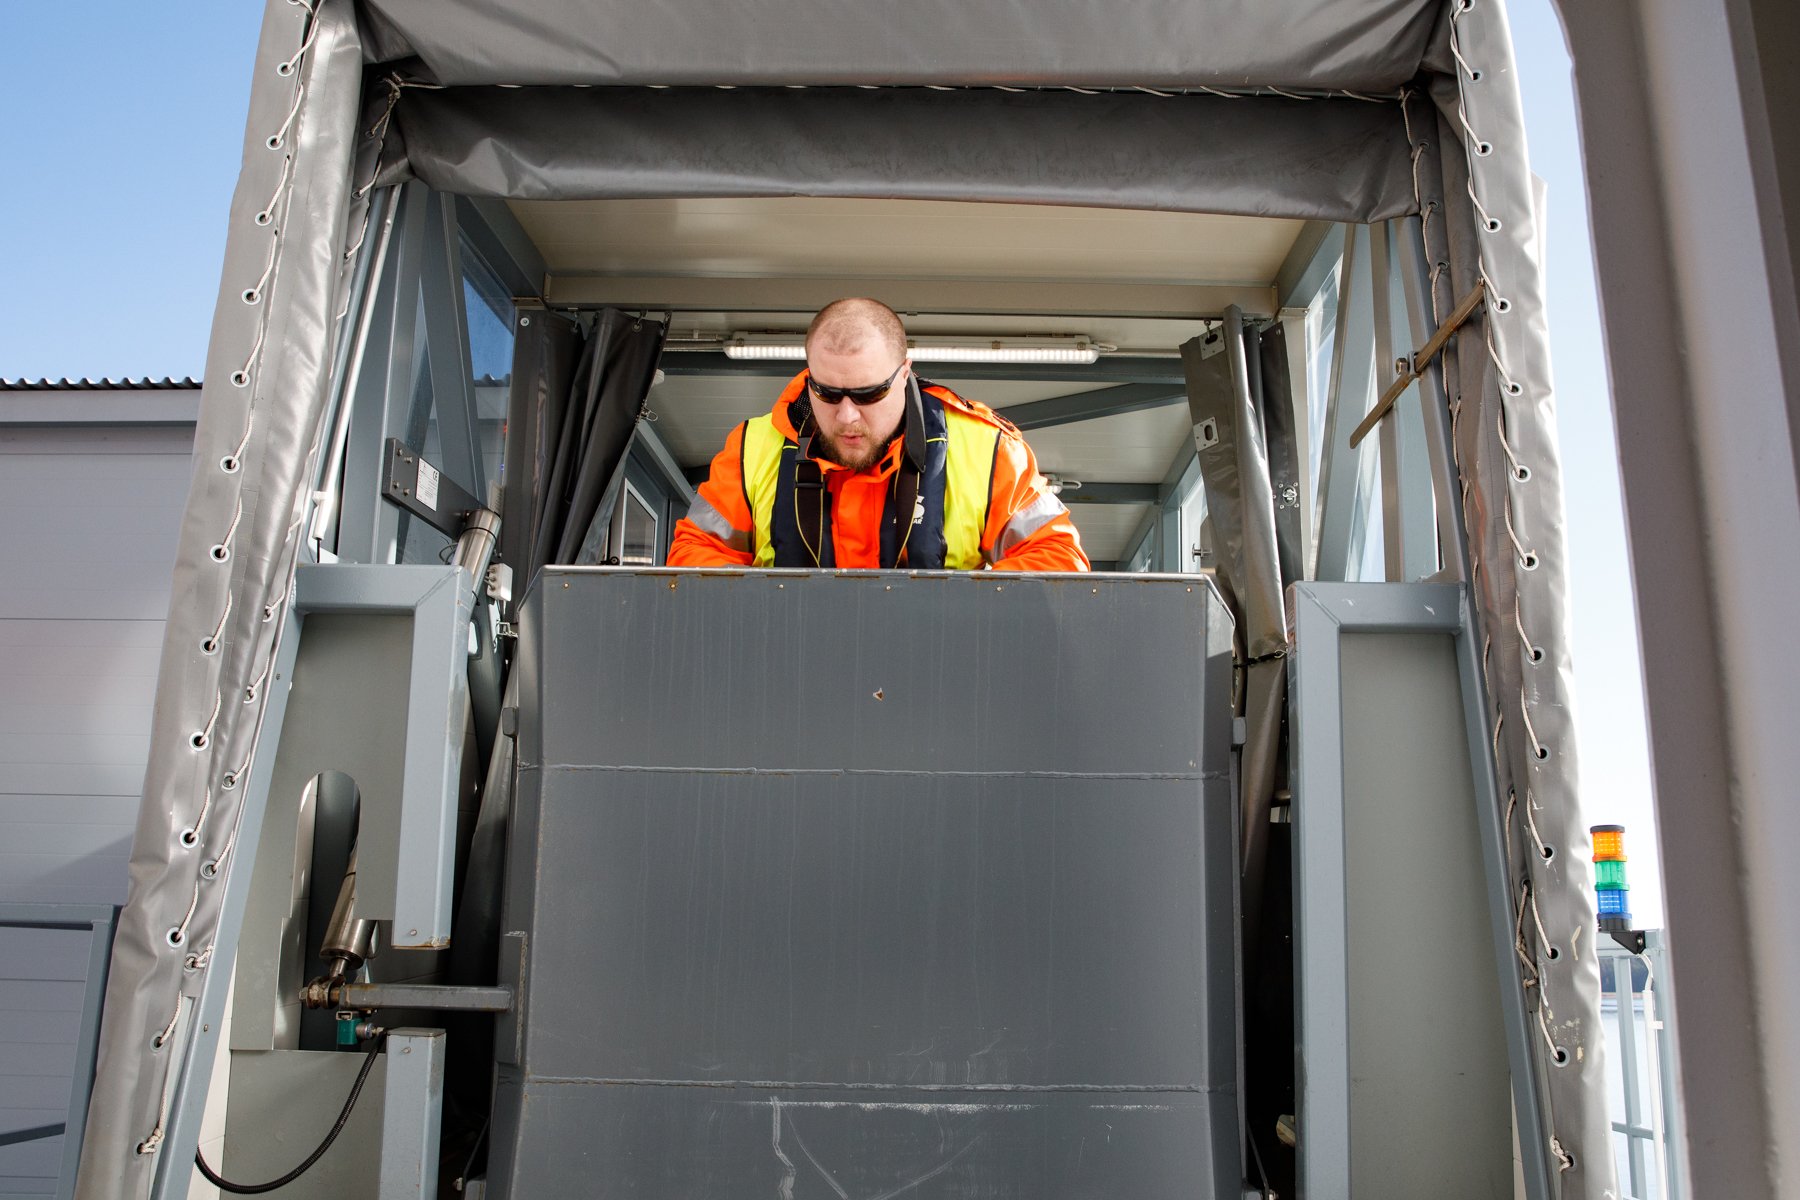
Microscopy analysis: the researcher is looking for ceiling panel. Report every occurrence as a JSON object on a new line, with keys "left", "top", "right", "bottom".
{"left": 515, "top": 197, "right": 1302, "bottom": 287}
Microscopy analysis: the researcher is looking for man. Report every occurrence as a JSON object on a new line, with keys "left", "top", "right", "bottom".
{"left": 669, "top": 298, "right": 1089, "bottom": 571}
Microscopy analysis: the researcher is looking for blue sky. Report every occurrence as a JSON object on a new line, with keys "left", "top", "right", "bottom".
{"left": 0, "top": 3, "right": 1662, "bottom": 919}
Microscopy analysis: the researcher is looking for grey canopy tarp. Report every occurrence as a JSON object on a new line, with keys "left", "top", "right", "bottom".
{"left": 382, "top": 85, "right": 1419, "bottom": 224}
{"left": 77, "top": 1, "right": 1614, "bottom": 1198}
{"left": 355, "top": 0, "right": 1442, "bottom": 90}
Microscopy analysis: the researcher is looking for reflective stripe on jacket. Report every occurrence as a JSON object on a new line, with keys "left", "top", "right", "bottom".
{"left": 669, "top": 372, "right": 1089, "bottom": 571}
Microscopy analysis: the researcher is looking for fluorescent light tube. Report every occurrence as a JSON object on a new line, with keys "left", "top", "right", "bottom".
{"left": 723, "top": 337, "right": 1098, "bottom": 364}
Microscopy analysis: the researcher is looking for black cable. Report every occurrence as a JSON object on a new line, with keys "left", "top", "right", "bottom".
{"left": 194, "top": 1034, "right": 384, "bottom": 1195}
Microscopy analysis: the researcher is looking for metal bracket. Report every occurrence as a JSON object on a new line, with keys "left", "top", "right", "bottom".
{"left": 382, "top": 438, "right": 483, "bottom": 540}
{"left": 1349, "top": 279, "right": 1487, "bottom": 449}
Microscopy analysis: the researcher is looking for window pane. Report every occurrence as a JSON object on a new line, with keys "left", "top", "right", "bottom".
{"left": 620, "top": 489, "right": 658, "bottom": 565}
{"left": 461, "top": 234, "right": 516, "bottom": 502}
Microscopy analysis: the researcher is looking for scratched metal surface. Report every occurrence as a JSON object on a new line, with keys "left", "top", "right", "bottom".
{"left": 491, "top": 569, "right": 1239, "bottom": 1198}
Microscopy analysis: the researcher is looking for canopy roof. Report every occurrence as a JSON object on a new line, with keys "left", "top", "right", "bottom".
{"left": 357, "top": 0, "right": 1445, "bottom": 91}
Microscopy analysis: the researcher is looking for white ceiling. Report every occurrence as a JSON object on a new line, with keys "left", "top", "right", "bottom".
{"left": 510, "top": 196, "right": 1304, "bottom": 561}
{"left": 512, "top": 197, "right": 1304, "bottom": 287}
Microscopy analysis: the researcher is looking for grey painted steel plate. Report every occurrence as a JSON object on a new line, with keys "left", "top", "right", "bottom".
{"left": 493, "top": 569, "right": 1239, "bottom": 1198}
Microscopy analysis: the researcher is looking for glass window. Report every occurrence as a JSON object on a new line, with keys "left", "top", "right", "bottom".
{"left": 461, "top": 234, "right": 517, "bottom": 505}
{"left": 613, "top": 482, "right": 659, "bottom": 566}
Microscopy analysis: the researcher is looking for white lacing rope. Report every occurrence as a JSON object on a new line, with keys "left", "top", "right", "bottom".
{"left": 1512, "top": 882, "right": 1541, "bottom": 982}
{"left": 1503, "top": 497, "right": 1538, "bottom": 570}
{"left": 276, "top": 8, "right": 322, "bottom": 76}
{"left": 202, "top": 591, "right": 232, "bottom": 655}
{"left": 230, "top": 321, "right": 265, "bottom": 389}
{"left": 1495, "top": 412, "right": 1528, "bottom": 481}
{"left": 1455, "top": 98, "right": 1492, "bottom": 158}
{"left": 267, "top": 80, "right": 307, "bottom": 150}
{"left": 1522, "top": 788, "right": 1555, "bottom": 860}
{"left": 1450, "top": 31, "right": 1481, "bottom": 82}
{"left": 213, "top": 495, "right": 245, "bottom": 564}
{"left": 192, "top": 692, "right": 222, "bottom": 751}
{"left": 1515, "top": 596, "right": 1544, "bottom": 664}
{"left": 243, "top": 231, "right": 280, "bottom": 306}
{"left": 255, "top": 154, "right": 294, "bottom": 227}
{"left": 204, "top": 816, "right": 238, "bottom": 880}
{"left": 135, "top": 997, "right": 186, "bottom": 1155}
{"left": 1466, "top": 176, "right": 1501, "bottom": 233}
{"left": 181, "top": 787, "right": 213, "bottom": 848}
{"left": 224, "top": 412, "right": 254, "bottom": 475}
{"left": 1534, "top": 965, "right": 1563, "bottom": 1058}
{"left": 167, "top": 880, "right": 202, "bottom": 949}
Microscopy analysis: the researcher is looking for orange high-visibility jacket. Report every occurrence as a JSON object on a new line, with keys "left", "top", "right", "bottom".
{"left": 669, "top": 372, "right": 1089, "bottom": 571}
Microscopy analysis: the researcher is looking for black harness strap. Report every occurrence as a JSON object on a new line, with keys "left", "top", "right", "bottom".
{"left": 882, "top": 376, "right": 948, "bottom": 568}
{"left": 772, "top": 384, "right": 948, "bottom": 569}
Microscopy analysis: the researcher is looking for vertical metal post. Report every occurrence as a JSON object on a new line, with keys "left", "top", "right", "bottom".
{"left": 1157, "top": 502, "right": 1184, "bottom": 572}
{"left": 314, "top": 188, "right": 397, "bottom": 556}
{"left": 421, "top": 191, "right": 485, "bottom": 500}
{"left": 1394, "top": 216, "right": 1469, "bottom": 583}
{"left": 1613, "top": 953, "right": 1649, "bottom": 1196}
{"left": 1644, "top": 931, "right": 1686, "bottom": 1200}
{"left": 339, "top": 182, "right": 427, "bottom": 564}
{"left": 1369, "top": 222, "right": 1404, "bottom": 582}
{"left": 1281, "top": 307, "right": 1316, "bottom": 577}
{"left": 1383, "top": 230, "right": 1439, "bottom": 582}
{"left": 1313, "top": 226, "right": 1377, "bottom": 582}
{"left": 51, "top": 908, "right": 115, "bottom": 1200}
{"left": 379, "top": 1029, "right": 445, "bottom": 1200}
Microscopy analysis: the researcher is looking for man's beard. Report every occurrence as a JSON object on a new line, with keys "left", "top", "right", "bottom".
{"left": 818, "top": 426, "right": 896, "bottom": 472}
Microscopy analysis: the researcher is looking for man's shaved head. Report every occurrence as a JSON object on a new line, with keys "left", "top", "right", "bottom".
{"left": 805, "top": 298, "right": 907, "bottom": 364}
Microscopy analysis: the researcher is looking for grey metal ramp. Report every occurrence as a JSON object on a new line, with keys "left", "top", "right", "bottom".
{"left": 493, "top": 569, "right": 1239, "bottom": 1199}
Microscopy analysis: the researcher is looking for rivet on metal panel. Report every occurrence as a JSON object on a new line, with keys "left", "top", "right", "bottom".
{"left": 408, "top": 929, "right": 419, "bottom": 937}
{"left": 562, "top": 582, "right": 569, "bottom": 588}
{"left": 520, "top": 316, "right": 531, "bottom": 327}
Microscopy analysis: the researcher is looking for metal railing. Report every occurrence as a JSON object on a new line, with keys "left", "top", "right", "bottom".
{"left": 0, "top": 905, "right": 117, "bottom": 1200}
{"left": 1597, "top": 930, "right": 1684, "bottom": 1200}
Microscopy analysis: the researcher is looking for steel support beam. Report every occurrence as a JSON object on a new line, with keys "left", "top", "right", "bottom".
{"left": 1057, "top": 482, "right": 1159, "bottom": 505}
{"left": 547, "top": 273, "right": 1275, "bottom": 319}
{"left": 660, "top": 353, "right": 1185, "bottom": 385}
{"left": 420, "top": 192, "right": 485, "bottom": 500}
{"left": 339, "top": 182, "right": 426, "bottom": 564}
{"left": 1312, "top": 224, "right": 1377, "bottom": 581}
{"left": 1276, "top": 221, "right": 1344, "bottom": 312}
{"left": 379, "top": 1030, "right": 445, "bottom": 1200}
{"left": 1553, "top": 2, "right": 1800, "bottom": 1192}
{"left": 1394, "top": 215, "right": 1467, "bottom": 582}
{"left": 1289, "top": 583, "right": 1553, "bottom": 1200}
{"left": 454, "top": 196, "right": 547, "bottom": 300}
{"left": 1002, "top": 382, "right": 1186, "bottom": 430}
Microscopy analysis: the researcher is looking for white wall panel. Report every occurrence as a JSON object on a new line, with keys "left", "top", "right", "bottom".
{"left": 0, "top": 420, "right": 195, "bottom": 907}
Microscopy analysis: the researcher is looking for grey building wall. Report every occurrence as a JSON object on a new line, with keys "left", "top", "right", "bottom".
{"left": 0, "top": 382, "right": 198, "bottom": 1197}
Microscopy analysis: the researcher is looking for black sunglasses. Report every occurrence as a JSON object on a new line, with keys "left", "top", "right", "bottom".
{"left": 805, "top": 360, "right": 907, "bottom": 407}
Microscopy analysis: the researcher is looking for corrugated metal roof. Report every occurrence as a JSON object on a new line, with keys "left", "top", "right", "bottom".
{"left": 0, "top": 376, "right": 202, "bottom": 391}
